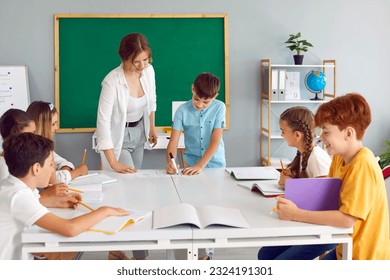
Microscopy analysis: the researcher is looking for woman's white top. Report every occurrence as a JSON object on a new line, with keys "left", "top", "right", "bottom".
{"left": 95, "top": 63, "right": 157, "bottom": 170}
{"left": 126, "top": 94, "right": 147, "bottom": 122}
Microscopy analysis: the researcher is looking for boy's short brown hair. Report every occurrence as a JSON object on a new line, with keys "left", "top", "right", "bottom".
{"left": 3, "top": 133, "right": 54, "bottom": 178}
{"left": 314, "top": 93, "right": 371, "bottom": 140}
{"left": 193, "top": 72, "right": 220, "bottom": 99}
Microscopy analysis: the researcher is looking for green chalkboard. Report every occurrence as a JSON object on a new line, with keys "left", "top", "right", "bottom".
{"left": 54, "top": 14, "right": 229, "bottom": 132}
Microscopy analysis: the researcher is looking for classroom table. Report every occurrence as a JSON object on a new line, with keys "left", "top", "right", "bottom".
{"left": 21, "top": 171, "right": 193, "bottom": 260}
{"left": 172, "top": 168, "right": 353, "bottom": 260}
{"left": 21, "top": 169, "right": 353, "bottom": 260}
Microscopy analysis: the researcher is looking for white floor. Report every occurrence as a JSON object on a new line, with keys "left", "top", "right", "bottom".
{"left": 80, "top": 247, "right": 259, "bottom": 260}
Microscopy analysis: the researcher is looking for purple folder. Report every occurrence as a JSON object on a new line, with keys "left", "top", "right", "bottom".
{"left": 285, "top": 178, "right": 342, "bottom": 211}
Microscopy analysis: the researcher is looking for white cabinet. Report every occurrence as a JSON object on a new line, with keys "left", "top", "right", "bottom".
{"left": 260, "top": 59, "right": 336, "bottom": 166}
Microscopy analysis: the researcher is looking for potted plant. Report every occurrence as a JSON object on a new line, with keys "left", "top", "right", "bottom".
{"left": 379, "top": 140, "right": 390, "bottom": 169}
{"left": 285, "top": 32, "right": 314, "bottom": 65}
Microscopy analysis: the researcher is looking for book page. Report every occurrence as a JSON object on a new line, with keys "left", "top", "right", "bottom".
{"left": 238, "top": 180, "right": 284, "bottom": 196}
{"left": 196, "top": 205, "right": 249, "bottom": 228}
{"left": 226, "top": 167, "right": 280, "bottom": 180}
{"left": 74, "top": 209, "right": 151, "bottom": 234}
{"left": 152, "top": 203, "right": 201, "bottom": 229}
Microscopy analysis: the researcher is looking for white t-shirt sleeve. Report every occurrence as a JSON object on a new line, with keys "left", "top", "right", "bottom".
{"left": 11, "top": 189, "right": 49, "bottom": 227}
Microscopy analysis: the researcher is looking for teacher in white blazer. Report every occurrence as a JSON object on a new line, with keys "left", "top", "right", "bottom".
{"left": 96, "top": 33, "right": 158, "bottom": 174}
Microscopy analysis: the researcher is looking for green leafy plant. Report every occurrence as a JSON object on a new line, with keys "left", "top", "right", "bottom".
{"left": 379, "top": 140, "right": 390, "bottom": 169}
{"left": 285, "top": 32, "right": 314, "bottom": 55}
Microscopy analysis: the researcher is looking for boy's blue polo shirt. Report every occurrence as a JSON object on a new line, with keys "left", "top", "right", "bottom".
{"left": 172, "top": 99, "right": 226, "bottom": 167}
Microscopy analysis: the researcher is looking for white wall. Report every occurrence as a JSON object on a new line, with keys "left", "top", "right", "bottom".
{"left": 1, "top": 0, "right": 389, "bottom": 169}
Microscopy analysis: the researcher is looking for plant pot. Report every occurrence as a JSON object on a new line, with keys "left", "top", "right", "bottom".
{"left": 293, "top": 55, "right": 304, "bottom": 65}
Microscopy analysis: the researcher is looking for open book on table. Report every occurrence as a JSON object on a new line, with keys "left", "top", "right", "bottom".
{"left": 238, "top": 180, "right": 284, "bottom": 197}
{"left": 75, "top": 209, "right": 151, "bottom": 234}
{"left": 285, "top": 178, "right": 342, "bottom": 210}
{"left": 152, "top": 203, "right": 249, "bottom": 229}
{"left": 69, "top": 173, "right": 118, "bottom": 186}
{"left": 226, "top": 166, "right": 280, "bottom": 180}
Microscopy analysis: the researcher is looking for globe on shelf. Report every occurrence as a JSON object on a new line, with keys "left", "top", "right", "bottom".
{"left": 304, "top": 70, "right": 327, "bottom": 100}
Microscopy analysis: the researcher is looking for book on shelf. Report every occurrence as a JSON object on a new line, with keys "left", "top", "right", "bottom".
{"left": 69, "top": 173, "right": 118, "bottom": 186}
{"left": 75, "top": 209, "right": 151, "bottom": 235}
{"left": 237, "top": 180, "right": 284, "bottom": 197}
{"left": 68, "top": 183, "right": 103, "bottom": 201}
{"left": 285, "top": 71, "right": 301, "bottom": 100}
{"left": 152, "top": 203, "right": 249, "bottom": 229}
{"left": 285, "top": 178, "right": 342, "bottom": 211}
{"left": 225, "top": 166, "right": 280, "bottom": 180}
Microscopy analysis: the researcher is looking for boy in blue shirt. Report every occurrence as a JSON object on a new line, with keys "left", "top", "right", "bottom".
{"left": 166, "top": 72, "right": 226, "bottom": 175}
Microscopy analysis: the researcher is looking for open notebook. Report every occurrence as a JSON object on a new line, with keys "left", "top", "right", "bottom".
{"left": 238, "top": 180, "right": 284, "bottom": 197}
{"left": 152, "top": 203, "right": 249, "bottom": 229}
{"left": 226, "top": 166, "right": 280, "bottom": 180}
{"left": 74, "top": 209, "right": 151, "bottom": 234}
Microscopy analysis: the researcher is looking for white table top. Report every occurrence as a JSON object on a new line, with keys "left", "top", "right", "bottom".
{"left": 22, "top": 168, "right": 352, "bottom": 251}
{"left": 172, "top": 168, "right": 353, "bottom": 239}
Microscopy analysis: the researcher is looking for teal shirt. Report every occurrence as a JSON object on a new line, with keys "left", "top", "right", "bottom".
{"left": 172, "top": 99, "right": 226, "bottom": 167}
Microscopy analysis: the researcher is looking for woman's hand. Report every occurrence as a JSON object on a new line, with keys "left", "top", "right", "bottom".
{"left": 110, "top": 161, "right": 136, "bottom": 174}
{"left": 148, "top": 129, "right": 158, "bottom": 148}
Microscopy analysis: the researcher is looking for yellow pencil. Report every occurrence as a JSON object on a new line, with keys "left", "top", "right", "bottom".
{"left": 280, "top": 159, "right": 285, "bottom": 173}
{"left": 270, "top": 206, "right": 278, "bottom": 214}
{"left": 81, "top": 149, "right": 87, "bottom": 165}
{"left": 67, "top": 187, "right": 83, "bottom": 193}
{"left": 78, "top": 201, "right": 94, "bottom": 212}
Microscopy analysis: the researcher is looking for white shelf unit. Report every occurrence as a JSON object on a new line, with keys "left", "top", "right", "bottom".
{"left": 260, "top": 59, "right": 336, "bottom": 166}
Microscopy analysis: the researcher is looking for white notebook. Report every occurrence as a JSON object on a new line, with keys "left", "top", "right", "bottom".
{"left": 238, "top": 180, "right": 284, "bottom": 197}
{"left": 153, "top": 203, "right": 249, "bottom": 229}
{"left": 69, "top": 173, "right": 118, "bottom": 186}
{"left": 226, "top": 166, "right": 280, "bottom": 180}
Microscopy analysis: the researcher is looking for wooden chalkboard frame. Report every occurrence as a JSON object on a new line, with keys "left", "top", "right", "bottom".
{"left": 54, "top": 14, "right": 229, "bottom": 133}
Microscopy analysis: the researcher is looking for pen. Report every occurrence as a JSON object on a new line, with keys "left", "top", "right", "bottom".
{"left": 169, "top": 152, "right": 179, "bottom": 175}
{"left": 78, "top": 201, "right": 94, "bottom": 212}
{"left": 67, "top": 187, "right": 83, "bottom": 193}
{"left": 81, "top": 149, "right": 87, "bottom": 165}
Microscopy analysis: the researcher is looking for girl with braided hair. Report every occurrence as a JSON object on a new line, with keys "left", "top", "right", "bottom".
{"left": 278, "top": 106, "right": 331, "bottom": 188}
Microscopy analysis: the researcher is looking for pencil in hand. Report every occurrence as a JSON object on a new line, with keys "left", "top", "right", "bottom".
{"left": 78, "top": 201, "right": 94, "bottom": 212}
{"left": 67, "top": 187, "right": 83, "bottom": 193}
{"left": 81, "top": 149, "right": 87, "bottom": 165}
{"left": 270, "top": 206, "right": 278, "bottom": 214}
{"left": 280, "top": 159, "right": 285, "bottom": 174}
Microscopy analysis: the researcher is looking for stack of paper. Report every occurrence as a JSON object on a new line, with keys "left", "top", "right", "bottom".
{"left": 68, "top": 183, "right": 103, "bottom": 201}
{"left": 69, "top": 173, "right": 118, "bottom": 185}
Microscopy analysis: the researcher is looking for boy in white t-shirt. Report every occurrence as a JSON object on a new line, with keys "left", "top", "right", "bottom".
{"left": 0, "top": 133, "right": 128, "bottom": 259}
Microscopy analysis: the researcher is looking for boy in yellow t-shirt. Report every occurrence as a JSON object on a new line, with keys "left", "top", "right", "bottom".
{"left": 272, "top": 93, "right": 389, "bottom": 260}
